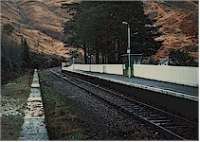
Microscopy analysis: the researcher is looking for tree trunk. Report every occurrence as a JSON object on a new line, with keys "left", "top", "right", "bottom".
{"left": 83, "top": 44, "right": 87, "bottom": 63}
{"left": 115, "top": 39, "right": 119, "bottom": 63}
{"left": 96, "top": 49, "right": 99, "bottom": 64}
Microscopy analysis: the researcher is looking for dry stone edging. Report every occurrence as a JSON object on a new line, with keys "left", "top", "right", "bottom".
{"left": 19, "top": 69, "right": 48, "bottom": 140}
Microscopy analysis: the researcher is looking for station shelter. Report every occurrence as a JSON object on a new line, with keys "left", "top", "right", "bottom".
{"left": 121, "top": 54, "right": 143, "bottom": 77}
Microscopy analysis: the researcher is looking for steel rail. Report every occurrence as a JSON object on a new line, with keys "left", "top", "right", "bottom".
{"left": 63, "top": 70, "right": 196, "bottom": 125}
{"left": 50, "top": 70, "right": 197, "bottom": 140}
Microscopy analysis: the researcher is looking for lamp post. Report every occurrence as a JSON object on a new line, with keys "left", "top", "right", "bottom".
{"left": 88, "top": 54, "right": 93, "bottom": 72}
{"left": 122, "top": 21, "right": 131, "bottom": 78}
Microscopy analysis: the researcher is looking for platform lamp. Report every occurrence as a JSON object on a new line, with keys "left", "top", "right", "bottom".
{"left": 88, "top": 54, "right": 93, "bottom": 72}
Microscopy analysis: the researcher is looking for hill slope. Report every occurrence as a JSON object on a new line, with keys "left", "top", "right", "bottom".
{"left": 1, "top": 0, "right": 76, "bottom": 59}
{"left": 144, "top": 1, "right": 198, "bottom": 62}
{"left": 1, "top": 0, "right": 198, "bottom": 63}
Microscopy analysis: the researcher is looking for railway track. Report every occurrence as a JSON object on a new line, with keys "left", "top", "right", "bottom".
{"left": 50, "top": 70, "right": 198, "bottom": 140}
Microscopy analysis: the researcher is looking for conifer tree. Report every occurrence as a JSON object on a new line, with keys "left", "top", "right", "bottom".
{"left": 21, "top": 38, "right": 31, "bottom": 69}
{"left": 67, "top": 1, "right": 162, "bottom": 63}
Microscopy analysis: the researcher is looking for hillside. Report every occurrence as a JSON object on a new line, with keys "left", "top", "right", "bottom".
{"left": 1, "top": 0, "right": 198, "bottom": 63}
{"left": 144, "top": 1, "right": 198, "bottom": 62}
{"left": 1, "top": 0, "right": 76, "bottom": 59}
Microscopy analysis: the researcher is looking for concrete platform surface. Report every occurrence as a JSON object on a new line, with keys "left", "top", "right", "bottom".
{"left": 19, "top": 69, "right": 48, "bottom": 140}
{"left": 19, "top": 118, "right": 48, "bottom": 140}
{"left": 64, "top": 69, "right": 198, "bottom": 101}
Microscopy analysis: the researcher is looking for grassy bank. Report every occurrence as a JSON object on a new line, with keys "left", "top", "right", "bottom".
{"left": 40, "top": 71, "right": 87, "bottom": 140}
{"left": 1, "top": 72, "right": 32, "bottom": 140}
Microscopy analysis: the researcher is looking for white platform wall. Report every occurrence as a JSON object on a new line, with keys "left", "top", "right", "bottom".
{"left": 133, "top": 65, "right": 198, "bottom": 87}
{"left": 62, "top": 63, "right": 198, "bottom": 87}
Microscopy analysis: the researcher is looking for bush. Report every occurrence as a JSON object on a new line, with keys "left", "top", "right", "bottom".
{"left": 2, "top": 24, "right": 15, "bottom": 35}
{"left": 169, "top": 49, "right": 198, "bottom": 66}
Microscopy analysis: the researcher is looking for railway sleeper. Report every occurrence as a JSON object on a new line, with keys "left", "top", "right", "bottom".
{"left": 160, "top": 123, "right": 188, "bottom": 128}
{"left": 165, "top": 126, "right": 195, "bottom": 129}
{"left": 147, "top": 116, "right": 168, "bottom": 120}
{"left": 150, "top": 120, "right": 172, "bottom": 123}
{"left": 55, "top": 71, "right": 197, "bottom": 140}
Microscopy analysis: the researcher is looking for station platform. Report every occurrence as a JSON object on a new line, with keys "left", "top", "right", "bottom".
{"left": 62, "top": 68, "right": 198, "bottom": 102}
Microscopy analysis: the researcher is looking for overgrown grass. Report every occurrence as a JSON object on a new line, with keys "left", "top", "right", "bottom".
{"left": 1, "top": 115, "right": 24, "bottom": 140}
{"left": 40, "top": 72, "right": 87, "bottom": 140}
{"left": 1, "top": 72, "right": 32, "bottom": 140}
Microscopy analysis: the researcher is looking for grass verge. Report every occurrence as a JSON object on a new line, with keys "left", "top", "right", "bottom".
{"left": 40, "top": 71, "right": 87, "bottom": 140}
{"left": 1, "top": 72, "right": 32, "bottom": 140}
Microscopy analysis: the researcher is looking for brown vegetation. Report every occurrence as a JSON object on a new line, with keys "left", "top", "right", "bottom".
{"left": 144, "top": 1, "right": 198, "bottom": 62}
